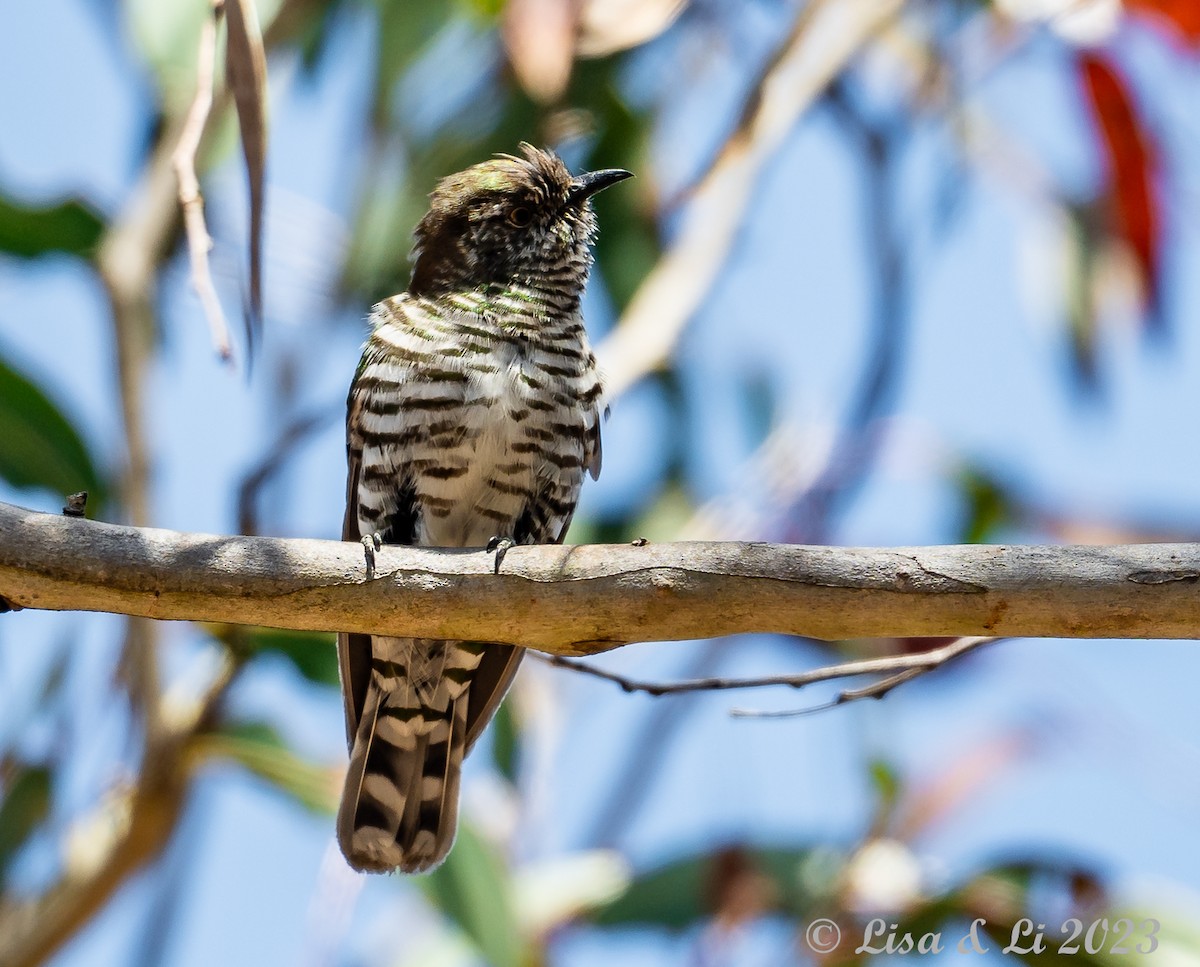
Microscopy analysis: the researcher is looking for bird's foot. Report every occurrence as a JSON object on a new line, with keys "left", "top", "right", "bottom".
{"left": 486, "top": 536, "right": 515, "bottom": 575}
{"left": 361, "top": 532, "right": 383, "bottom": 580}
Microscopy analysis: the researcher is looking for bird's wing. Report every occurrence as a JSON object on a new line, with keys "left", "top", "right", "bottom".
{"left": 337, "top": 434, "right": 372, "bottom": 750}
{"left": 336, "top": 337, "right": 422, "bottom": 751}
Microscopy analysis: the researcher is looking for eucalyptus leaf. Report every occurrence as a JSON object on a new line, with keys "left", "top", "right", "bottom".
{"left": 235, "top": 627, "right": 340, "bottom": 688}
{"left": 0, "top": 765, "right": 52, "bottom": 885}
{"left": 420, "top": 823, "right": 527, "bottom": 967}
{"left": 0, "top": 194, "right": 104, "bottom": 259}
{"left": 591, "top": 847, "right": 817, "bottom": 931}
{"left": 0, "top": 352, "right": 110, "bottom": 514}
{"left": 489, "top": 702, "right": 518, "bottom": 784}
{"left": 203, "top": 721, "right": 337, "bottom": 813}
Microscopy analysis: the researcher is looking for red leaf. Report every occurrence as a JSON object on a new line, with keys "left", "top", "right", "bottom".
{"left": 1077, "top": 52, "right": 1162, "bottom": 324}
{"left": 1126, "top": 0, "right": 1200, "bottom": 46}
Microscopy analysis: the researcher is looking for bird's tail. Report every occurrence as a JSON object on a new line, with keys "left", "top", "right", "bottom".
{"left": 337, "top": 637, "right": 485, "bottom": 874}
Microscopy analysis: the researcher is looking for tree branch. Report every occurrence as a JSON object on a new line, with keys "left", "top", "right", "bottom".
{"left": 595, "top": 0, "right": 903, "bottom": 399}
{"left": 4, "top": 500, "right": 1200, "bottom": 650}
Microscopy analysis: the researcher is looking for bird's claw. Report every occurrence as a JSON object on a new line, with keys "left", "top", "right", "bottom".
{"left": 486, "top": 536, "right": 515, "bottom": 575}
{"left": 361, "top": 532, "right": 383, "bottom": 580}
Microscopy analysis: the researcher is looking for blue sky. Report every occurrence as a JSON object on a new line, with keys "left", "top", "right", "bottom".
{"left": 2, "top": 1, "right": 1200, "bottom": 965}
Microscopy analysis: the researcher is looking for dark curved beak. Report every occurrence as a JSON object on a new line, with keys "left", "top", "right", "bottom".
{"left": 567, "top": 168, "right": 633, "bottom": 206}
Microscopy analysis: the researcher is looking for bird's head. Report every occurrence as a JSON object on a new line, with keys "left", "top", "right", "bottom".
{"left": 408, "top": 144, "right": 632, "bottom": 298}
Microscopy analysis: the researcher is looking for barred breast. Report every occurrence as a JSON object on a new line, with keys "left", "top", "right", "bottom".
{"left": 351, "top": 292, "right": 602, "bottom": 549}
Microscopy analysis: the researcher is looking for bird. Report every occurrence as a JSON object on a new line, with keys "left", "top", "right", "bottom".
{"left": 337, "top": 144, "right": 632, "bottom": 874}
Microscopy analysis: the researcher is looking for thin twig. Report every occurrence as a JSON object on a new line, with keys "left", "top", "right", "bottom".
{"left": 173, "top": 1, "right": 234, "bottom": 363}
{"left": 729, "top": 638, "right": 994, "bottom": 718}
{"left": 539, "top": 637, "right": 997, "bottom": 698}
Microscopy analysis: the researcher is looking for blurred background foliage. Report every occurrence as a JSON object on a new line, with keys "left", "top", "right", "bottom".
{"left": 2, "top": 0, "right": 1200, "bottom": 965}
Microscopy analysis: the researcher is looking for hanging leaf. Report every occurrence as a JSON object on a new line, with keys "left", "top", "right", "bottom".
{"left": 419, "top": 822, "right": 528, "bottom": 967}
{"left": 1078, "top": 53, "right": 1162, "bottom": 330}
{"left": 0, "top": 194, "right": 104, "bottom": 259}
{"left": 502, "top": 0, "right": 577, "bottom": 103}
{"left": 490, "top": 702, "right": 519, "bottom": 783}
{"left": 590, "top": 846, "right": 817, "bottom": 931}
{"left": 200, "top": 720, "right": 338, "bottom": 813}
{"left": 0, "top": 352, "right": 110, "bottom": 514}
{"left": 514, "top": 850, "right": 631, "bottom": 936}
{"left": 370, "top": 0, "right": 454, "bottom": 129}
{"left": 234, "top": 628, "right": 340, "bottom": 691}
{"left": 1063, "top": 202, "right": 1103, "bottom": 388}
{"left": 225, "top": 0, "right": 269, "bottom": 348}
{"left": 0, "top": 764, "right": 52, "bottom": 886}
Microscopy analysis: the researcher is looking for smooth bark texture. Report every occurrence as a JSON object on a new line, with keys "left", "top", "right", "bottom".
{"left": 3, "top": 500, "right": 1200, "bottom": 650}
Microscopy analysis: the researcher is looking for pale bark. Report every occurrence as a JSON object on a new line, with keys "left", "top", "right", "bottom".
{"left": 3, "top": 500, "right": 1199, "bottom": 651}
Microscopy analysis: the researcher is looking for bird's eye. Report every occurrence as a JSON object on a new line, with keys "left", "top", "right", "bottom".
{"left": 508, "top": 206, "right": 533, "bottom": 227}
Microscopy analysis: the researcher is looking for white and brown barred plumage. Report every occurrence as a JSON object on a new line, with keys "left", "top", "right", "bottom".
{"left": 337, "top": 145, "right": 631, "bottom": 873}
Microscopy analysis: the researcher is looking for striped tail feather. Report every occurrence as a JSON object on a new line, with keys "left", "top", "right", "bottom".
{"left": 337, "top": 636, "right": 485, "bottom": 874}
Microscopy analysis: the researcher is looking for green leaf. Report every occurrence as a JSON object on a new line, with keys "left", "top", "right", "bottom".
{"left": 956, "top": 466, "right": 1016, "bottom": 544}
{"left": 202, "top": 721, "right": 336, "bottom": 813}
{"left": 234, "top": 627, "right": 340, "bottom": 688}
{"left": 867, "top": 757, "right": 901, "bottom": 831}
{"left": 0, "top": 351, "right": 110, "bottom": 514}
{"left": 569, "top": 60, "right": 659, "bottom": 311}
{"left": 371, "top": 0, "right": 455, "bottom": 129}
{"left": 0, "top": 764, "right": 52, "bottom": 885}
{"left": 0, "top": 194, "right": 104, "bottom": 259}
{"left": 125, "top": 0, "right": 210, "bottom": 112}
{"left": 419, "top": 823, "right": 527, "bottom": 967}
{"left": 590, "top": 847, "right": 817, "bottom": 931}
{"left": 489, "top": 702, "right": 518, "bottom": 784}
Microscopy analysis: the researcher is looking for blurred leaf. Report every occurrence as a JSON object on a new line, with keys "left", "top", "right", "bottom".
{"left": 577, "top": 0, "right": 688, "bottom": 57}
{"left": 741, "top": 369, "right": 777, "bottom": 453}
{"left": 514, "top": 850, "right": 631, "bottom": 935}
{"left": 234, "top": 627, "right": 340, "bottom": 687}
{"left": 502, "top": 0, "right": 576, "bottom": 103}
{"left": 706, "top": 845, "right": 780, "bottom": 929}
{"left": 895, "top": 731, "right": 1031, "bottom": 842}
{"left": 463, "top": 0, "right": 506, "bottom": 17}
{"left": 202, "top": 721, "right": 337, "bottom": 813}
{"left": 867, "top": 758, "right": 901, "bottom": 835}
{"left": 419, "top": 822, "right": 528, "bottom": 967}
{"left": 490, "top": 701, "right": 518, "bottom": 783}
{"left": 1063, "top": 203, "right": 1102, "bottom": 389}
{"left": 1078, "top": 52, "right": 1161, "bottom": 329}
{"left": 294, "top": 0, "right": 347, "bottom": 71}
{"left": 0, "top": 195, "right": 104, "bottom": 259}
{"left": 225, "top": 0, "right": 268, "bottom": 338}
{"left": 591, "top": 847, "right": 816, "bottom": 931}
{"left": 572, "top": 61, "right": 658, "bottom": 311}
{"left": 127, "top": 0, "right": 211, "bottom": 111}
{"left": 1127, "top": 0, "right": 1200, "bottom": 45}
{"left": 371, "top": 0, "right": 456, "bottom": 128}
{"left": 626, "top": 483, "right": 695, "bottom": 542}
{"left": 0, "top": 352, "right": 110, "bottom": 513}
{"left": 0, "top": 765, "right": 52, "bottom": 885}
{"left": 956, "top": 466, "right": 1018, "bottom": 543}
{"left": 343, "top": 95, "right": 541, "bottom": 301}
